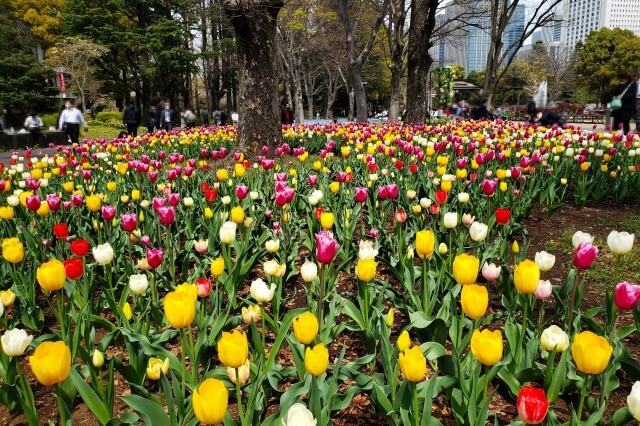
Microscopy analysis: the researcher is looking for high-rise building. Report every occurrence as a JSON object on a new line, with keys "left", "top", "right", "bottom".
{"left": 466, "top": 1, "right": 492, "bottom": 73}
{"left": 562, "top": 0, "right": 640, "bottom": 50}
{"left": 503, "top": 3, "right": 526, "bottom": 60}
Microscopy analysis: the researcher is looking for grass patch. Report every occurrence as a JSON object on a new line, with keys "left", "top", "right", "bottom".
{"left": 607, "top": 214, "right": 640, "bottom": 235}
{"left": 543, "top": 227, "right": 576, "bottom": 254}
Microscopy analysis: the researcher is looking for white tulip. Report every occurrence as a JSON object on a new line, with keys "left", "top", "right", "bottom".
{"left": 1, "top": 328, "right": 33, "bottom": 357}
{"left": 282, "top": 403, "right": 317, "bottom": 426}
{"left": 469, "top": 222, "right": 488, "bottom": 242}
{"left": 534, "top": 251, "right": 556, "bottom": 272}
{"left": 571, "top": 231, "right": 594, "bottom": 249}
{"left": 628, "top": 381, "right": 640, "bottom": 421}
{"left": 93, "top": 243, "right": 114, "bottom": 265}
{"left": 221, "top": 195, "right": 231, "bottom": 205}
{"left": 250, "top": 278, "right": 276, "bottom": 303}
{"left": 193, "top": 239, "right": 209, "bottom": 253}
{"left": 540, "top": 325, "right": 569, "bottom": 352}
{"left": 265, "top": 239, "right": 280, "bottom": 253}
{"left": 263, "top": 260, "right": 280, "bottom": 277}
{"left": 129, "top": 274, "right": 149, "bottom": 295}
{"left": 7, "top": 195, "right": 19, "bottom": 207}
{"left": 443, "top": 212, "right": 458, "bottom": 229}
{"left": 219, "top": 221, "right": 237, "bottom": 244}
{"left": 249, "top": 191, "right": 260, "bottom": 200}
{"left": 607, "top": 231, "right": 635, "bottom": 255}
{"left": 419, "top": 197, "right": 432, "bottom": 208}
{"left": 300, "top": 260, "right": 318, "bottom": 282}
{"left": 457, "top": 192, "right": 470, "bottom": 203}
{"left": 358, "top": 240, "right": 378, "bottom": 260}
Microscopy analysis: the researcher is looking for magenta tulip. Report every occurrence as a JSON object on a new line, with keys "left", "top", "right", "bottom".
{"left": 386, "top": 184, "right": 398, "bottom": 199}
{"left": 146, "top": 248, "right": 164, "bottom": 269}
{"left": 121, "top": 213, "right": 137, "bottom": 233}
{"left": 354, "top": 187, "right": 368, "bottom": 203}
{"left": 315, "top": 230, "right": 338, "bottom": 264}
{"left": 573, "top": 242, "right": 598, "bottom": 269}
{"left": 101, "top": 205, "right": 116, "bottom": 221}
{"left": 26, "top": 195, "right": 41, "bottom": 211}
{"left": 482, "top": 179, "right": 498, "bottom": 196}
{"left": 152, "top": 197, "right": 166, "bottom": 212}
{"left": 614, "top": 281, "right": 640, "bottom": 311}
{"left": 308, "top": 174, "right": 318, "bottom": 186}
{"left": 167, "top": 193, "right": 180, "bottom": 206}
{"left": 157, "top": 206, "right": 175, "bottom": 226}
{"left": 236, "top": 185, "right": 249, "bottom": 200}
{"left": 46, "top": 194, "right": 61, "bottom": 211}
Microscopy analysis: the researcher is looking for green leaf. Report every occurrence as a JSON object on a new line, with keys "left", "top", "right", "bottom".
{"left": 120, "top": 394, "right": 171, "bottom": 426}
{"left": 68, "top": 369, "right": 112, "bottom": 425}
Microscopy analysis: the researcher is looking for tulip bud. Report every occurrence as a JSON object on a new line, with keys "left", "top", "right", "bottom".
{"left": 227, "top": 360, "right": 251, "bottom": 385}
{"left": 438, "top": 243, "right": 448, "bottom": 255}
{"left": 92, "top": 349, "right": 105, "bottom": 368}
{"left": 628, "top": 381, "right": 640, "bottom": 421}
{"left": 512, "top": 240, "right": 520, "bottom": 254}
{"left": 397, "top": 330, "right": 410, "bottom": 352}
{"left": 385, "top": 308, "right": 395, "bottom": 327}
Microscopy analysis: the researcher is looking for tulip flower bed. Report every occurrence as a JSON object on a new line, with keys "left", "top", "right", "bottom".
{"left": 0, "top": 120, "right": 640, "bottom": 425}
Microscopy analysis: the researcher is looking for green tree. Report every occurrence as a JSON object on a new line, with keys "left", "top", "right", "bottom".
{"left": 0, "top": 14, "right": 58, "bottom": 127}
{"left": 8, "top": 0, "right": 65, "bottom": 43}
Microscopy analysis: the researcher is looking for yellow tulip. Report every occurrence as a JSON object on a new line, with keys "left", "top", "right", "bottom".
{"left": 217, "top": 330, "right": 248, "bottom": 368}
{"left": 106, "top": 181, "right": 117, "bottom": 192}
{"left": 204, "top": 207, "right": 214, "bottom": 219}
{"left": 36, "top": 259, "right": 67, "bottom": 291}
{"left": 356, "top": 258, "right": 377, "bottom": 282}
{"left": 470, "top": 329, "right": 503, "bottom": 366}
{"left": 572, "top": 331, "right": 613, "bottom": 375}
{"left": 131, "top": 189, "right": 141, "bottom": 201}
{"left": 231, "top": 206, "right": 245, "bottom": 224}
{"left": 63, "top": 182, "right": 74, "bottom": 192}
{"left": 513, "top": 259, "right": 540, "bottom": 294}
{"left": 2, "top": 237, "right": 24, "bottom": 263}
{"left": 175, "top": 282, "right": 198, "bottom": 302}
{"left": 211, "top": 257, "right": 225, "bottom": 277}
{"left": 399, "top": 346, "right": 427, "bottom": 382}
{"left": 415, "top": 230, "right": 435, "bottom": 260}
{"left": 0, "top": 289, "right": 16, "bottom": 306}
{"left": 0, "top": 206, "right": 14, "bottom": 220}
{"left": 122, "top": 302, "right": 133, "bottom": 321}
{"left": 146, "top": 357, "right": 170, "bottom": 380}
{"left": 305, "top": 343, "right": 329, "bottom": 377}
{"left": 193, "top": 378, "right": 228, "bottom": 425}
{"left": 234, "top": 163, "right": 246, "bottom": 178}
{"left": 320, "top": 212, "right": 334, "bottom": 229}
{"left": 164, "top": 291, "right": 196, "bottom": 329}
{"left": 329, "top": 182, "right": 340, "bottom": 193}
{"left": 397, "top": 330, "right": 411, "bottom": 352}
{"left": 385, "top": 308, "right": 395, "bottom": 327}
{"left": 85, "top": 194, "right": 102, "bottom": 212}
{"left": 441, "top": 180, "right": 452, "bottom": 192}
{"left": 36, "top": 202, "right": 49, "bottom": 217}
{"left": 452, "top": 253, "right": 480, "bottom": 285}
{"left": 293, "top": 312, "right": 319, "bottom": 345}
{"left": 461, "top": 284, "right": 488, "bottom": 319}
{"left": 216, "top": 169, "right": 228, "bottom": 181}
{"left": 29, "top": 341, "right": 71, "bottom": 385}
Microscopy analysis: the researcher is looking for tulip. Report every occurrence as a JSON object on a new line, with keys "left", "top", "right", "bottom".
{"left": 37, "top": 259, "right": 67, "bottom": 291}
{"left": 514, "top": 260, "right": 540, "bottom": 294}
{"left": 415, "top": 230, "right": 435, "bottom": 260}
{"left": 534, "top": 280, "right": 553, "bottom": 300}
{"left": 92, "top": 349, "right": 104, "bottom": 368}
{"left": 300, "top": 260, "right": 318, "bottom": 282}
{"left": 85, "top": 194, "right": 102, "bottom": 212}
{"left": 70, "top": 239, "right": 89, "bottom": 257}
{"left": 227, "top": 360, "right": 251, "bottom": 385}
{"left": 122, "top": 302, "right": 133, "bottom": 320}
{"left": 358, "top": 240, "right": 378, "bottom": 260}
{"left": 534, "top": 251, "right": 556, "bottom": 272}
{"left": 195, "top": 278, "right": 211, "bottom": 297}
{"left": 607, "top": 231, "right": 634, "bottom": 255}
{"left": 1, "top": 328, "right": 33, "bottom": 357}
{"left": 263, "top": 259, "right": 280, "bottom": 277}
{"left": 573, "top": 242, "right": 598, "bottom": 269}
{"left": 282, "top": 403, "right": 316, "bottom": 426}
{"left": 399, "top": 345, "right": 427, "bottom": 382}
{"left": 356, "top": 258, "right": 377, "bottom": 282}
{"left": 628, "top": 381, "right": 640, "bottom": 421}
{"left": 495, "top": 207, "right": 511, "bottom": 224}
{"left": 461, "top": 284, "right": 488, "bottom": 319}
{"left": 452, "top": 253, "right": 479, "bottom": 285}
{"left": 241, "top": 305, "right": 261, "bottom": 324}
{"left": 250, "top": 278, "right": 276, "bottom": 303}
{"left": 470, "top": 329, "right": 503, "bottom": 366}
{"left": 293, "top": 312, "right": 319, "bottom": 345}
{"left": 53, "top": 223, "right": 69, "bottom": 239}
{"left": 512, "top": 240, "right": 520, "bottom": 254}
{"left": 121, "top": 213, "right": 137, "bottom": 233}
{"left": 129, "top": 274, "right": 149, "bottom": 295}
{"left": 482, "top": 178, "right": 498, "bottom": 196}
{"left": 64, "top": 258, "right": 84, "bottom": 280}
{"left": 208, "top": 257, "right": 224, "bottom": 277}
{"left": 305, "top": 343, "right": 329, "bottom": 377}
{"left": 516, "top": 386, "right": 549, "bottom": 424}
{"left": 2, "top": 237, "right": 24, "bottom": 263}
{"left": 0, "top": 290, "right": 16, "bottom": 307}
{"left": 193, "top": 239, "right": 208, "bottom": 253}
{"left": 461, "top": 213, "right": 475, "bottom": 226}
{"left": 481, "top": 262, "right": 501, "bottom": 282}
{"left": 29, "top": 341, "right": 71, "bottom": 385}
{"left": 443, "top": 212, "right": 458, "bottom": 228}
{"left": 265, "top": 239, "right": 280, "bottom": 253}
{"left": 614, "top": 281, "right": 640, "bottom": 311}
{"left": 146, "top": 357, "right": 170, "bottom": 380}
{"left": 354, "top": 187, "right": 368, "bottom": 203}
{"left": 92, "top": 243, "right": 114, "bottom": 265}
{"left": 469, "top": 222, "right": 488, "bottom": 242}
{"left": 176, "top": 282, "right": 198, "bottom": 302}
{"left": 315, "top": 230, "right": 338, "bottom": 264}
{"left": 231, "top": 206, "right": 245, "bottom": 224}
{"left": 146, "top": 248, "right": 164, "bottom": 269}
{"left": 540, "top": 325, "right": 569, "bottom": 352}
{"left": 572, "top": 231, "right": 594, "bottom": 249}
{"left": 163, "top": 291, "right": 195, "bottom": 329}
{"left": 397, "top": 330, "right": 411, "bottom": 352}
{"left": 220, "top": 221, "right": 237, "bottom": 244}
{"left": 101, "top": 205, "right": 116, "bottom": 221}
{"left": 572, "top": 330, "right": 612, "bottom": 375}
{"left": 385, "top": 308, "right": 395, "bottom": 327}
{"left": 217, "top": 330, "right": 248, "bottom": 368}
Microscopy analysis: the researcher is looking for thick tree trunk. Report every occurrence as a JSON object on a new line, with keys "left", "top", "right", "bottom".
{"left": 293, "top": 77, "right": 305, "bottom": 124}
{"left": 388, "top": 65, "right": 402, "bottom": 121}
{"left": 304, "top": 75, "right": 314, "bottom": 119}
{"left": 223, "top": 0, "right": 283, "bottom": 156}
{"left": 350, "top": 66, "right": 367, "bottom": 122}
{"left": 348, "top": 85, "right": 355, "bottom": 121}
{"left": 405, "top": 0, "right": 438, "bottom": 124}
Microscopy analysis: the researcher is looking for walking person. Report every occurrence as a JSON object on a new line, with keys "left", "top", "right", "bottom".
{"left": 122, "top": 102, "right": 139, "bottom": 137}
{"left": 281, "top": 103, "right": 293, "bottom": 125}
{"left": 183, "top": 107, "right": 196, "bottom": 129}
{"left": 202, "top": 109, "right": 210, "bottom": 126}
{"left": 58, "top": 100, "right": 88, "bottom": 143}
{"left": 144, "top": 105, "right": 156, "bottom": 133}
{"left": 161, "top": 103, "right": 174, "bottom": 131}
{"left": 24, "top": 111, "right": 43, "bottom": 146}
{"left": 611, "top": 72, "right": 637, "bottom": 135}
{"left": 526, "top": 97, "right": 537, "bottom": 124}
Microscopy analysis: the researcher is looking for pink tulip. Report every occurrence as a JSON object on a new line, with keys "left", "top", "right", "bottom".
{"left": 386, "top": 184, "right": 398, "bottom": 199}
{"left": 308, "top": 174, "right": 318, "bottom": 186}
{"left": 152, "top": 197, "right": 166, "bottom": 212}
{"left": 614, "top": 281, "right": 640, "bottom": 311}
{"left": 101, "top": 205, "right": 116, "bottom": 221}
{"left": 146, "top": 248, "right": 164, "bottom": 269}
{"left": 354, "top": 187, "right": 368, "bottom": 203}
{"left": 121, "top": 213, "right": 137, "bottom": 233}
{"left": 482, "top": 179, "right": 498, "bottom": 196}
{"left": 196, "top": 278, "right": 212, "bottom": 297}
{"left": 573, "top": 242, "right": 598, "bottom": 269}
{"left": 534, "top": 280, "right": 553, "bottom": 300}
{"left": 275, "top": 191, "right": 288, "bottom": 207}
{"left": 141, "top": 236, "right": 151, "bottom": 246}
{"left": 167, "top": 193, "right": 180, "bottom": 206}
{"left": 157, "top": 206, "right": 176, "bottom": 226}
{"left": 236, "top": 185, "right": 249, "bottom": 200}
{"left": 377, "top": 186, "right": 388, "bottom": 199}
{"left": 315, "top": 230, "right": 338, "bottom": 264}
{"left": 482, "top": 262, "right": 501, "bottom": 282}
{"left": 26, "top": 195, "right": 41, "bottom": 211}
{"left": 370, "top": 228, "right": 379, "bottom": 238}
{"left": 46, "top": 194, "right": 61, "bottom": 211}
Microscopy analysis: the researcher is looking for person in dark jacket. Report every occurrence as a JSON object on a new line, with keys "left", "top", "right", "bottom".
{"left": 154, "top": 103, "right": 164, "bottom": 132}
{"left": 160, "top": 103, "right": 174, "bottom": 131}
{"left": 281, "top": 104, "right": 293, "bottom": 125}
{"left": 611, "top": 73, "right": 637, "bottom": 134}
{"left": 122, "top": 103, "right": 139, "bottom": 137}
{"left": 470, "top": 100, "right": 493, "bottom": 120}
{"left": 219, "top": 111, "right": 227, "bottom": 126}
{"left": 144, "top": 106, "right": 156, "bottom": 133}
{"left": 526, "top": 97, "right": 537, "bottom": 123}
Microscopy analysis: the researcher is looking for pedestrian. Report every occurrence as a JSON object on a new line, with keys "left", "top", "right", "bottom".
{"left": 144, "top": 105, "right": 156, "bottom": 133}
{"left": 202, "top": 109, "right": 210, "bottom": 126}
{"left": 281, "top": 103, "right": 293, "bottom": 125}
{"left": 24, "top": 110, "right": 43, "bottom": 146}
{"left": 122, "top": 102, "right": 139, "bottom": 137}
{"left": 154, "top": 103, "right": 164, "bottom": 132}
{"left": 526, "top": 97, "right": 537, "bottom": 124}
{"left": 184, "top": 107, "right": 196, "bottom": 129}
{"left": 161, "top": 103, "right": 174, "bottom": 131}
{"left": 219, "top": 110, "right": 227, "bottom": 126}
{"left": 611, "top": 72, "right": 637, "bottom": 135}
{"left": 58, "top": 100, "right": 88, "bottom": 143}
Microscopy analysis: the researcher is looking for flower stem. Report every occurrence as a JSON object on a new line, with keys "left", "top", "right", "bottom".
{"left": 577, "top": 375, "right": 588, "bottom": 420}
{"left": 567, "top": 269, "right": 580, "bottom": 335}
{"left": 318, "top": 264, "right": 326, "bottom": 330}
{"left": 413, "top": 383, "right": 419, "bottom": 426}
{"left": 180, "top": 329, "right": 187, "bottom": 397}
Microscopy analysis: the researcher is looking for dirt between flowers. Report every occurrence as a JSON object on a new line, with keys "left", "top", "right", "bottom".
{"left": 0, "top": 200, "right": 639, "bottom": 425}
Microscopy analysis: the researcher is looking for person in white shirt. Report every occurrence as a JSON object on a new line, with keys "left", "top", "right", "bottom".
{"left": 58, "top": 100, "right": 88, "bottom": 143}
{"left": 24, "top": 111, "right": 43, "bottom": 145}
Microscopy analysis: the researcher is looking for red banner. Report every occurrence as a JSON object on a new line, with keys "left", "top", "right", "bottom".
{"left": 59, "top": 73, "right": 66, "bottom": 92}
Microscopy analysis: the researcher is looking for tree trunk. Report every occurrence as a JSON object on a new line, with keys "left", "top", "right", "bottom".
{"left": 350, "top": 66, "right": 367, "bottom": 121}
{"left": 388, "top": 65, "right": 402, "bottom": 121}
{"left": 293, "top": 76, "right": 305, "bottom": 124}
{"left": 405, "top": 0, "right": 438, "bottom": 124}
{"left": 304, "top": 75, "right": 314, "bottom": 120}
{"left": 348, "top": 85, "right": 355, "bottom": 121}
{"left": 223, "top": 0, "right": 283, "bottom": 156}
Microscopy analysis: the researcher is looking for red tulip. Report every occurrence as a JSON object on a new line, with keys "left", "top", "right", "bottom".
{"left": 435, "top": 190, "right": 447, "bottom": 205}
{"left": 146, "top": 248, "right": 164, "bottom": 269}
{"left": 196, "top": 278, "right": 212, "bottom": 297}
{"left": 121, "top": 213, "right": 137, "bottom": 233}
{"left": 64, "top": 258, "right": 84, "bottom": 280}
{"left": 354, "top": 187, "right": 368, "bottom": 203}
{"left": 495, "top": 207, "right": 511, "bottom": 225}
{"left": 573, "top": 242, "right": 598, "bottom": 269}
{"left": 53, "top": 223, "right": 69, "bottom": 239}
{"left": 204, "top": 189, "right": 217, "bottom": 202}
{"left": 614, "top": 281, "right": 640, "bottom": 311}
{"left": 516, "top": 386, "right": 549, "bottom": 424}
{"left": 70, "top": 239, "right": 90, "bottom": 257}
{"left": 157, "top": 206, "right": 175, "bottom": 226}
{"left": 315, "top": 230, "right": 338, "bottom": 264}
